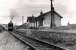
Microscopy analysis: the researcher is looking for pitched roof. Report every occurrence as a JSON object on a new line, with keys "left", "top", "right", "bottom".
{"left": 27, "top": 17, "right": 36, "bottom": 22}
{"left": 37, "top": 10, "right": 63, "bottom": 19}
{"left": 27, "top": 10, "right": 63, "bottom": 22}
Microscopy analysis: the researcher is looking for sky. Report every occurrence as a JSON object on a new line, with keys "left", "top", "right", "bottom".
{"left": 0, "top": 0, "right": 76, "bottom": 26}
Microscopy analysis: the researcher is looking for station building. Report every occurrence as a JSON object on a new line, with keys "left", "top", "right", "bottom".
{"left": 27, "top": 0, "right": 63, "bottom": 29}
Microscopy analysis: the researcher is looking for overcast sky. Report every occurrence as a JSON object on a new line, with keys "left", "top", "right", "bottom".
{"left": 0, "top": 0, "right": 76, "bottom": 25}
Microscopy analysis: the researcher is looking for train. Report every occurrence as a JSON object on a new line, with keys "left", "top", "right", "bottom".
{"left": 8, "top": 21, "right": 13, "bottom": 31}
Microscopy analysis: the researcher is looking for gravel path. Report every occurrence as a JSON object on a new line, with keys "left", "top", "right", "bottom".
{"left": 0, "top": 31, "right": 28, "bottom": 50}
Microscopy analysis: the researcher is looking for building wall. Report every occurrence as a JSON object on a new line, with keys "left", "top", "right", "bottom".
{"left": 54, "top": 14, "right": 61, "bottom": 27}
{"left": 43, "top": 13, "right": 61, "bottom": 27}
{"left": 28, "top": 22, "right": 39, "bottom": 27}
{"left": 28, "top": 22, "right": 35, "bottom": 27}
{"left": 27, "top": 12, "right": 62, "bottom": 28}
{"left": 43, "top": 13, "right": 51, "bottom": 27}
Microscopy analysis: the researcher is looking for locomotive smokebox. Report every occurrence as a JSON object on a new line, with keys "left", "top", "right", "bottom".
{"left": 8, "top": 21, "right": 13, "bottom": 31}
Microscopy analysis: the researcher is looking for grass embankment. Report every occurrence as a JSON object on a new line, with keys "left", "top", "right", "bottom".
{"left": 29, "top": 30, "right": 76, "bottom": 47}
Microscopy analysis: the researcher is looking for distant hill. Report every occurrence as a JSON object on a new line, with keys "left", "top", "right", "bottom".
{"left": 16, "top": 23, "right": 29, "bottom": 29}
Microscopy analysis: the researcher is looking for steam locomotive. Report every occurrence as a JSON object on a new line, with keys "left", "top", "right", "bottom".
{"left": 8, "top": 21, "right": 13, "bottom": 31}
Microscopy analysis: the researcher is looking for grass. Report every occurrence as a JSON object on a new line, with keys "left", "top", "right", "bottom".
{"left": 29, "top": 30, "right": 76, "bottom": 47}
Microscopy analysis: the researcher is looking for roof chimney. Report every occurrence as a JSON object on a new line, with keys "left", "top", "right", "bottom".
{"left": 40, "top": 10, "right": 43, "bottom": 15}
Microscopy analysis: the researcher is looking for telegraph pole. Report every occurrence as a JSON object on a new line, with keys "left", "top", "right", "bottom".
{"left": 22, "top": 16, "right": 24, "bottom": 24}
{"left": 50, "top": 0, "right": 55, "bottom": 28}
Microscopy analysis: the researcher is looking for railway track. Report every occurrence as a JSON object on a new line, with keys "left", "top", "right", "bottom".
{"left": 9, "top": 30, "right": 66, "bottom": 50}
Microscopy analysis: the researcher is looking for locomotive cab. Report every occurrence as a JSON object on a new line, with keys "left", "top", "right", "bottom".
{"left": 8, "top": 21, "right": 13, "bottom": 31}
